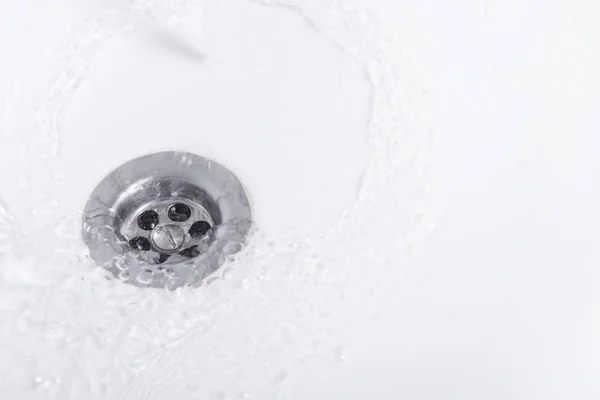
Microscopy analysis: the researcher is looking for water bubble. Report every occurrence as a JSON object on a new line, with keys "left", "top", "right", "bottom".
{"left": 220, "top": 241, "right": 244, "bottom": 256}
{"left": 115, "top": 257, "right": 130, "bottom": 271}
{"left": 136, "top": 269, "right": 154, "bottom": 285}
{"left": 165, "top": 276, "right": 185, "bottom": 291}
{"left": 82, "top": 222, "right": 92, "bottom": 234}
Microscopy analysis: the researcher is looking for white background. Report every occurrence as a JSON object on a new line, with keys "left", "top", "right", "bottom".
{"left": 303, "top": 1, "right": 600, "bottom": 399}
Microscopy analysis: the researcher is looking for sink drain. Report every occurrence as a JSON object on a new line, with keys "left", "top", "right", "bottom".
{"left": 82, "top": 151, "right": 252, "bottom": 288}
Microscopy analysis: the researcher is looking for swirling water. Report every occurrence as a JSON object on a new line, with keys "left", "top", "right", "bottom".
{"left": 0, "top": 0, "right": 435, "bottom": 398}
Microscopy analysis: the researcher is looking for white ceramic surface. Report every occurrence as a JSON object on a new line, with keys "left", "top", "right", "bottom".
{"left": 0, "top": 1, "right": 598, "bottom": 399}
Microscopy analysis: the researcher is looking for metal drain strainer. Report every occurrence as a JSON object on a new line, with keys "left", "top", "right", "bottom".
{"left": 82, "top": 151, "right": 251, "bottom": 289}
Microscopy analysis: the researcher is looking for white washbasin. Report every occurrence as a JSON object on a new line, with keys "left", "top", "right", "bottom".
{"left": 0, "top": 0, "right": 598, "bottom": 399}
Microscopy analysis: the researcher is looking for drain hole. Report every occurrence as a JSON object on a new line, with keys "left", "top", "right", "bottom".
{"left": 156, "top": 253, "right": 171, "bottom": 264}
{"left": 129, "top": 236, "right": 151, "bottom": 251}
{"left": 189, "top": 221, "right": 211, "bottom": 239}
{"left": 137, "top": 210, "right": 160, "bottom": 231}
{"left": 83, "top": 151, "right": 252, "bottom": 289}
{"left": 180, "top": 245, "right": 201, "bottom": 258}
{"left": 167, "top": 203, "right": 192, "bottom": 222}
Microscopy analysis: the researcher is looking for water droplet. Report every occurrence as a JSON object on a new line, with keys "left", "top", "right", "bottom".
{"left": 136, "top": 269, "right": 153, "bottom": 285}
{"left": 115, "top": 257, "right": 130, "bottom": 271}
{"left": 221, "top": 241, "right": 243, "bottom": 256}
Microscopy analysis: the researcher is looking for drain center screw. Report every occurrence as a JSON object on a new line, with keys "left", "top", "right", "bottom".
{"left": 151, "top": 224, "right": 186, "bottom": 252}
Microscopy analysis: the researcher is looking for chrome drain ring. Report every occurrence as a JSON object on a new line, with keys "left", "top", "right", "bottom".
{"left": 82, "top": 151, "right": 252, "bottom": 289}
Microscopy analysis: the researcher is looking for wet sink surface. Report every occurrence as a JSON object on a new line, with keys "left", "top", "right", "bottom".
{"left": 1, "top": 0, "right": 599, "bottom": 399}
